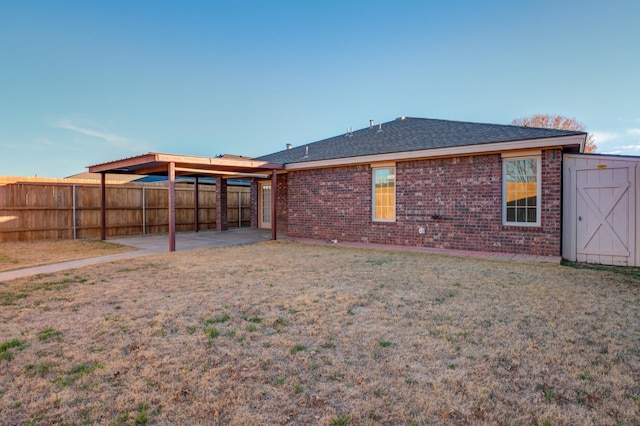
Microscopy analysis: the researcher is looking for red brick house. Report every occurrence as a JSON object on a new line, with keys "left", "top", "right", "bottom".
{"left": 254, "top": 117, "right": 586, "bottom": 257}
{"left": 89, "top": 117, "right": 587, "bottom": 258}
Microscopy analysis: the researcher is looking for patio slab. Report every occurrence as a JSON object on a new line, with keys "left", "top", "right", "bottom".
{"left": 109, "top": 228, "right": 273, "bottom": 252}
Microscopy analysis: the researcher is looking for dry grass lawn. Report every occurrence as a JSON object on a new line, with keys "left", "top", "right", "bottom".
{"left": 0, "top": 239, "right": 134, "bottom": 272}
{"left": 0, "top": 241, "right": 638, "bottom": 425}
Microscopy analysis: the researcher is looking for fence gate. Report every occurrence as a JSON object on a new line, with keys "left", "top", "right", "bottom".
{"left": 563, "top": 154, "right": 640, "bottom": 266}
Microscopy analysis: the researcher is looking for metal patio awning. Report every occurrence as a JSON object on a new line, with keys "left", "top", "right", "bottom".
{"left": 88, "top": 152, "right": 283, "bottom": 251}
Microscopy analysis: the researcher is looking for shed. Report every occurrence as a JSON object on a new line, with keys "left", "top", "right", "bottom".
{"left": 563, "top": 153, "right": 640, "bottom": 266}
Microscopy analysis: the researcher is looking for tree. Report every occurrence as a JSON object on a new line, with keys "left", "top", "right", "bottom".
{"left": 512, "top": 114, "right": 597, "bottom": 153}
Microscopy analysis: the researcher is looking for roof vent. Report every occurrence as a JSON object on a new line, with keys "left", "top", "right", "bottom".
{"left": 369, "top": 119, "right": 374, "bottom": 128}
{"left": 304, "top": 146, "right": 309, "bottom": 158}
{"left": 345, "top": 127, "right": 353, "bottom": 137}
{"left": 286, "top": 143, "right": 292, "bottom": 150}
{"left": 377, "top": 122, "right": 383, "bottom": 133}
{"left": 397, "top": 116, "right": 406, "bottom": 121}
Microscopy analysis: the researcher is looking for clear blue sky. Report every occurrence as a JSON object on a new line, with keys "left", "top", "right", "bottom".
{"left": 1, "top": 0, "right": 639, "bottom": 177}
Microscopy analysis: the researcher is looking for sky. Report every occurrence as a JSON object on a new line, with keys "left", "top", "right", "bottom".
{"left": 1, "top": 0, "right": 639, "bottom": 178}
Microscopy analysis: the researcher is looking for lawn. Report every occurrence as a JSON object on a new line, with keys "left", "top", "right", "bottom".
{"left": 0, "top": 241, "right": 638, "bottom": 425}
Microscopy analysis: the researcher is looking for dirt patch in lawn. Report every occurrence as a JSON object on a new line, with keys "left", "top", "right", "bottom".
{"left": 0, "top": 239, "right": 134, "bottom": 272}
{"left": 0, "top": 241, "right": 638, "bottom": 425}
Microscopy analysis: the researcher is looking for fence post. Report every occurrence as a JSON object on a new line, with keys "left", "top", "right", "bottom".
{"left": 72, "top": 184, "right": 77, "bottom": 239}
{"left": 142, "top": 187, "right": 146, "bottom": 235}
{"left": 194, "top": 177, "right": 200, "bottom": 232}
{"left": 238, "top": 190, "right": 242, "bottom": 227}
{"left": 100, "top": 173, "right": 106, "bottom": 240}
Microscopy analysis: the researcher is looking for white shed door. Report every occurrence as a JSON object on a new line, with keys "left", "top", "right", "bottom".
{"left": 576, "top": 167, "right": 633, "bottom": 265}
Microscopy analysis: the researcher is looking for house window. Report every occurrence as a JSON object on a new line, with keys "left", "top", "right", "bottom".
{"left": 373, "top": 167, "right": 395, "bottom": 221}
{"left": 503, "top": 157, "right": 541, "bottom": 226}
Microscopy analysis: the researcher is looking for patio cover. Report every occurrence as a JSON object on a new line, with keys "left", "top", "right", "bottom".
{"left": 88, "top": 152, "right": 283, "bottom": 251}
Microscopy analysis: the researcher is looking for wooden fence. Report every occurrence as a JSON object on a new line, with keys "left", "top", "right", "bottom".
{"left": 0, "top": 179, "right": 251, "bottom": 242}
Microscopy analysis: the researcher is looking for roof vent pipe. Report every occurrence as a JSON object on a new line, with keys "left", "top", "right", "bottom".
{"left": 304, "top": 146, "right": 309, "bottom": 157}
{"left": 377, "top": 122, "right": 382, "bottom": 133}
{"left": 369, "top": 119, "right": 374, "bottom": 128}
{"left": 286, "top": 143, "right": 292, "bottom": 150}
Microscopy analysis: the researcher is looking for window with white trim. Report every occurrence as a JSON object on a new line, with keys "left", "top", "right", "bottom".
{"left": 503, "top": 157, "right": 541, "bottom": 226}
{"left": 372, "top": 167, "right": 395, "bottom": 221}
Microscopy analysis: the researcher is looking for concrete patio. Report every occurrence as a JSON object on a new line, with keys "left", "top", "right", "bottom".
{"left": 109, "top": 227, "right": 273, "bottom": 252}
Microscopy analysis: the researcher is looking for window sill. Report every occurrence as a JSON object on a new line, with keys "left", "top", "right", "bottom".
{"left": 501, "top": 224, "right": 544, "bottom": 231}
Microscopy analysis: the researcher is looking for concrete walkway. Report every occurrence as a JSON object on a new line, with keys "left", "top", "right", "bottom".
{"left": 0, "top": 228, "right": 561, "bottom": 281}
{"left": 0, "top": 250, "right": 157, "bottom": 281}
{"left": 0, "top": 228, "right": 272, "bottom": 281}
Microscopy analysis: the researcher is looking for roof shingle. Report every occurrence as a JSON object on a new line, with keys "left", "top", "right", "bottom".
{"left": 254, "top": 117, "right": 585, "bottom": 164}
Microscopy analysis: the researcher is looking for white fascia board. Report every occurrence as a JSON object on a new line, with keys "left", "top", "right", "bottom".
{"left": 282, "top": 135, "right": 585, "bottom": 171}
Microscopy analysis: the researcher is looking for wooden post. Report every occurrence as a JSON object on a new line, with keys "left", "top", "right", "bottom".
{"left": 142, "top": 187, "right": 146, "bottom": 235}
{"left": 238, "top": 190, "right": 242, "bottom": 228}
{"left": 72, "top": 184, "right": 77, "bottom": 240}
{"left": 168, "top": 162, "right": 176, "bottom": 252}
{"left": 100, "top": 172, "right": 106, "bottom": 240}
{"left": 271, "top": 170, "right": 277, "bottom": 240}
{"left": 194, "top": 176, "right": 199, "bottom": 232}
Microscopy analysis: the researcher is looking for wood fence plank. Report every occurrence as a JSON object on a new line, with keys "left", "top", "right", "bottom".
{"left": 0, "top": 180, "right": 250, "bottom": 242}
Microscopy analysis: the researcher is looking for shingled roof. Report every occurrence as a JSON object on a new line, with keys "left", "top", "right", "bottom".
{"left": 255, "top": 117, "right": 586, "bottom": 164}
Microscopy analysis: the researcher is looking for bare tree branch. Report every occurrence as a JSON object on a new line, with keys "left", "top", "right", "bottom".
{"left": 512, "top": 114, "right": 597, "bottom": 153}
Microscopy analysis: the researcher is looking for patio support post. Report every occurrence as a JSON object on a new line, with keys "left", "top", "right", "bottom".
{"left": 250, "top": 179, "right": 258, "bottom": 228}
{"left": 100, "top": 172, "right": 106, "bottom": 240}
{"left": 216, "top": 176, "right": 228, "bottom": 231}
{"left": 194, "top": 176, "right": 199, "bottom": 232}
{"left": 271, "top": 170, "right": 277, "bottom": 240}
{"left": 168, "top": 162, "right": 176, "bottom": 252}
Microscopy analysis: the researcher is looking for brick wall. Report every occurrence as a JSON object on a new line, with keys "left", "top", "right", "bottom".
{"left": 276, "top": 173, "right": 288, "bottom": 233}
{"left": 215, "top": 177, "right": 228, "bottom": 231}
{"left": 250, "top": 180, "right": 258, "bottom": 228}
{"left": 284, "top": 149, "right": 562, "bottom": 256}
